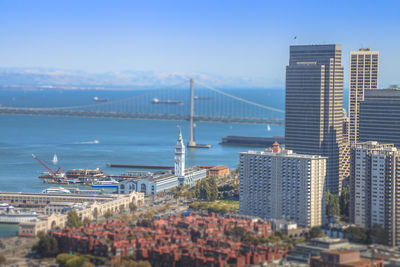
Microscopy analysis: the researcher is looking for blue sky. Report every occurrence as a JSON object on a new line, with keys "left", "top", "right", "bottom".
{"left": 0, "top": 0, "right": 399, "bottom": 87}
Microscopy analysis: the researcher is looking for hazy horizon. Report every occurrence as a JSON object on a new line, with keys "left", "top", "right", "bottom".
{"left": 1, "top": 0, "right": 399, "bottom": 88}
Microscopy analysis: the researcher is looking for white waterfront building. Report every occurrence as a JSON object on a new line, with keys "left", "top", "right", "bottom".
{"left": 239, "top": 143, "right": 327, "bottom": 227}
{"left": 117, "top": 129, "right": 207, "bottom": 195}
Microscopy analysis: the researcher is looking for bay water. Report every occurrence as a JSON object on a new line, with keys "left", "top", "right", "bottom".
{"left": 0, "top": 87, "right": 348, "bottom": 237}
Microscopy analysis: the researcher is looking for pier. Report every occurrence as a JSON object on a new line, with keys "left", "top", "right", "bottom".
{"left": 106, "top": 163, "right": 174, "bottom": 170}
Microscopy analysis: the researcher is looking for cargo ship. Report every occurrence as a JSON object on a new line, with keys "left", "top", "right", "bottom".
{"left": 151, "top": 98, "right": 184, "bottom": 105}
{"left": 93, "top": 96, "right": 109, "bottom": 102}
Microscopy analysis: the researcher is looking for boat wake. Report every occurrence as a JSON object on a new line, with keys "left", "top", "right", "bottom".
{"left": 74, "top": 140, "right": 100, "bottom": 145}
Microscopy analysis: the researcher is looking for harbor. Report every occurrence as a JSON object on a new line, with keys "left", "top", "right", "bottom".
{"left": 0, "top": 89, "right": 285, "bottom": 193}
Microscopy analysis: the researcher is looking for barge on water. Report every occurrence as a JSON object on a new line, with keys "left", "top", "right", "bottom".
{"left": 220, "top": 136, "right": 285, "bottom": 147}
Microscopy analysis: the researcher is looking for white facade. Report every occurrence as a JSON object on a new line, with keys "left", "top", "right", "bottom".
{"left": 239, "top": 147, "right": 326, "bottom": 227}
{"left": 350, "top": 141, "right": 400, "bottom": 246}
{"left": 351, "top": 142, "right": 398, "bottom": 228}
{"left": 348, "top": 48, "right": 379, "bottom": 144}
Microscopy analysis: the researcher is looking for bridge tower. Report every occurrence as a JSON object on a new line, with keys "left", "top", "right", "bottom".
{"left": 187, "top": 78, "right": 212, "bottom": 149}
{"left": 188, "top": 78, "right": 196, "bottom": 147}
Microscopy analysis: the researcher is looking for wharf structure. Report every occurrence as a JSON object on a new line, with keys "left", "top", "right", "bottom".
{"left": 0, "top": 202, "right": 38, "bottom": 224}
{"left": 0, "top": 191, "right": 128, "bottom": 207}
{"left": 285, "top": 44, "right": 344, "bottom": 194}
{"left": 0, "top": 191, "right": 144, "bottom": 236}
{"left": 350, "top": 141, "right": 400, "bottom": 246}
{"left": 51, "top": 213, "right": 289, "bottom": 267}
{"left": 239, "top": 142, "right": 326, "bottom": 227}
{"left": 116, "top": 129, "right": 207, "bottom": 195}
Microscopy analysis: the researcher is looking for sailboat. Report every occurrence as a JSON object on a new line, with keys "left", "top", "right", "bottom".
{"left": 267, "top": 124, "right": 271, "bottom": 132}
{"left": 52, "top": 154, "right": 58, "bottom": 165}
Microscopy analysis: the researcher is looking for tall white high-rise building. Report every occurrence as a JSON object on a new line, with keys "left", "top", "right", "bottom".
{"left": 174, "top": 129, "right": 185, "bottom": 179}
{"left": 350, "top": 141, "right": 400, "bottom": 246}
{"left": 348, "top": 48, "right": 379, "bottom": 144}
{"left": 239, "top": 143, "right": 327, "bottom": 227}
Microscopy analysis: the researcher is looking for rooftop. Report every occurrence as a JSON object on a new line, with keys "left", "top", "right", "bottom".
{"left": 240, "top": 149, "right": 327, "bottom": 160}
{"left": 209, "top": 165, "right": 229, "bottom": 171}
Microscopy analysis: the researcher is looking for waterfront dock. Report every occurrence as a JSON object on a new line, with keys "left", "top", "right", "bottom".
{"left": 106, "top": 163, "right": 174, "bottom": 170}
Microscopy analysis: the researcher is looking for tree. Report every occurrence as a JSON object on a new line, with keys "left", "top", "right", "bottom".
{"left": 340, "top": 185, "right": 350, "bottom": 221}
{"left": 129, "top": 202, "right": 137, "bottom": 213}
{"left": 0, "top": 254, "right": 6, "bottom": 265}
{"left": 65, "top": 255, "right": 87, "bottom": 267}
{"left": 344, "top": 226, "right": 369, "bottom": 244}
{"left": 209, "top": 176, "right": 218, "bottom": 201}
{"left": 83, "top": 217, "right": 91, "bottom": 225}
{"left": 32, "top": 232, "right": 59, "bottom": 257}
{"left": 82, "top": 262, "right": 95, "bottom": 267}
{"left": 104, "top": 209, "right": 113, "bottom": 219}
{"left": 370, "top": 224, "right": 388, "bottom": 245}
{"left": 308, "top": 227, "right": 323, "bottom": 239}
{"left": 119, "top": 204, "right": 125, "bottom": 214}
{"left": 326, "top": 189, "right": 340, "bottom": 218}
{"left": 66, "top": 210, "right": 83, "bottom": 229}
{"left": 193, "top": 177, "right": 219, "bottom": 202}
{"left": 92, "top": 208, "right": 99, "bottom": 222}
{"left": 230, "top": 226, "right": 246, "bottom": 241}
{"left": 56, "top": 253, "right": 74, "bottom": 265}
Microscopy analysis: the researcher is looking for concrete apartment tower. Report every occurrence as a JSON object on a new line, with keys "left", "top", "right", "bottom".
{"left": 350, "top": 141, "right": 400, "bottom": 246}
{"left": 348, "top": 48, "right": 379, "bottom": 144}
{"left": 285, "top": 44, "right": 344, "bottom": 194}
{"left": 359, "top": 88, "right": 400, "bottom": 147}
{"left": 239, "top": 143, "right": 327, "bottom": 227}
{"left": 174, "top": 129, "right": 185, "bottom": 178}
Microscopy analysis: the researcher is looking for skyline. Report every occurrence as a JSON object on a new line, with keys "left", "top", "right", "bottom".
{"left": 1, "top": 0, "right": 399, "bottom": 88}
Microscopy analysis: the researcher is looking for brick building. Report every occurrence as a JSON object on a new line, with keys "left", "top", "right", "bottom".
{"left": 311, "top": 250, "right": 384, "bottom": 267}
{"left": 208, "top": 166, "right": 230, "bottom": 178}
{"left": 51, "top": 213, "right": 289, "bottom": 267}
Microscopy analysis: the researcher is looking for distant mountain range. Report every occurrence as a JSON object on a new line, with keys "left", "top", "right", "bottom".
{"left": 0, "top": 68, "right": 283, "bottom": 90}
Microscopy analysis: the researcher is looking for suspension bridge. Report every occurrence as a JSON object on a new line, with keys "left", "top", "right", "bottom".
{"left": 0, "top": 79, "right": 284, "bottom": 147}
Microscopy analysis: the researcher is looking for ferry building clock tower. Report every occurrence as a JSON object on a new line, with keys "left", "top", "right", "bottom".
{"left": 175, "top": 128, "right": 185, "bottom": 182}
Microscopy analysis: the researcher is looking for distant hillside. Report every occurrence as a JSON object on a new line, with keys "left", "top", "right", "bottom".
{"left": 0, "top": 68, "right": 283, "bottom": 90}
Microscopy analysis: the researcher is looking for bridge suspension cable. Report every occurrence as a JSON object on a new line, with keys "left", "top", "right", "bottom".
{"left": 194, "top": 81, "right": 284, "bottom": 113}
{"left": 35, "top": 81, "right": 189, "bottom": 110}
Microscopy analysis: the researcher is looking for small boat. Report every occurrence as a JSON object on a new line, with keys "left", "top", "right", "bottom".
{"left": 93, "top": 96, "right": 109, "bottom": 102}
{"left": 42, "top": 187, "right": 71, "bottom": 194}
{"left": 92, "top": 180, "right": 119, "bottom": 188}
{"left": 52, "top": 154, "right": 58, "bottom": 164}
{"left": 267, "top": 124, "right": 271, "bottom": 132}
{"left": 151, "top": 98, "right": 184, "bottom": 105}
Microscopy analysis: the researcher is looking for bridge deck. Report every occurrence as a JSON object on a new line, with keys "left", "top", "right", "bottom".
{"left": 0, "top": 107, "right": 284, "bottom": 125}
